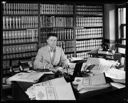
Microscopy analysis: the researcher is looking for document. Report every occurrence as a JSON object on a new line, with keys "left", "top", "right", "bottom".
{"left": 105, "top": 68, "right": 125, "bottom": 80}
{"left": 25, "top": 77, "right": 76, "bottom": 100}
{"left": 7, "top": 71, "right": 53, "bottom": 83}
{"left": 81, "top": 57, "right": 119, "bottom": 74}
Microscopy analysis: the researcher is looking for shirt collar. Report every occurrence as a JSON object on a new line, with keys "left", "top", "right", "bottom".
{"left": 48, "top": 46, "right": 56, "bottom": 52}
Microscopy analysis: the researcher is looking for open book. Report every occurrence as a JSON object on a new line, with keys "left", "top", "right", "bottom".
{"left": 25, "top": 77, "right": 76, "bottom": 100}
{"left": 73, "top": 73, "right": 110, "bottom": 93}
{"left": 7, "top": 70, "right": 53, "bottom": 83}
{"left": 105, "top": 68, "right": 125, "bottom": 84}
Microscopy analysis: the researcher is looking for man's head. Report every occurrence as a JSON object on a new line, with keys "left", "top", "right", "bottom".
{"left": 46, "top": 33, "right": 58, "bottom": 48}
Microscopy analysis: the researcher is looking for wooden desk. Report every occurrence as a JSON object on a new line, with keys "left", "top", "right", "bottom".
{"left": 10, "top": 73, "right": 126, "bottom": 102}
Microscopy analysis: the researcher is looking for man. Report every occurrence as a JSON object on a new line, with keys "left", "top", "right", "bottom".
{"left": 34, "top": 33, "right": 69, "bottom": 72}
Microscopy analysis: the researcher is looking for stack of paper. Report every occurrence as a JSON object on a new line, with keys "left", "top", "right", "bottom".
{"left": 73, "top": 73, "right": 110, "bottom": 94}
{"left": 25, "top": 77, "right": 76, "bottom": 100}
{"left": 81, "top": 57, "right": 119, "bottom": 74}
{"left": 7, "top": 71, "right": 53, "bottom": 83}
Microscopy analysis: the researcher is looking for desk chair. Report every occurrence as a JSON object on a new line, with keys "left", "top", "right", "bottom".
{"left": 113, "top": 53, "right": 122, "bottom": 63}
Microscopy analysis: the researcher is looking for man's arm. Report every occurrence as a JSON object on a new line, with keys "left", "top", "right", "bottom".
{"left": 60, "top": 48, "right": 69, "bottom": 68}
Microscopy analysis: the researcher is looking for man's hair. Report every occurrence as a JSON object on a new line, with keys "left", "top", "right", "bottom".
{"left": 47, "top": 33, "right": 57, "bottom": 39}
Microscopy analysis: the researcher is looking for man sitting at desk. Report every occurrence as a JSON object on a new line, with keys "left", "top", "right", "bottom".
{"left": 34, "top": 33, "right": 69, "bottom": 72}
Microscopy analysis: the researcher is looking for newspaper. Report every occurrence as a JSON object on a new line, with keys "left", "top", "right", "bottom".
{"left": 73, "top": 73, "right": 110, "bottom": 93}
{"left": 25, "top": 77, "right": 76, "bottom": 100}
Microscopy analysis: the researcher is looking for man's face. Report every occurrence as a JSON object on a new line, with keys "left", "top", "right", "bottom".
{"left": 47, "top": 36, "right": 57, "bottom": 48}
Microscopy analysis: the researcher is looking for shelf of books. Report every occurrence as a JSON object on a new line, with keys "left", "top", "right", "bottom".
{"left": 75, "top": 4, "right": 104, "bottom": 58}
{"left": 2, "top": 3, "right": 39, "bottom": 75}
{"left": 40, "top": 4, "right": 75, "bottom": 58}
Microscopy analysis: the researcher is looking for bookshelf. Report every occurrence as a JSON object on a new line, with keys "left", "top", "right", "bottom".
{"left": 2, "top": 3, "right": 39, "bottom": 75}
{"left": 75, "top": 4, "right": 104, "bottom": 58}
{"left": 2, "top": 2, "right": 104, "bottom": 76}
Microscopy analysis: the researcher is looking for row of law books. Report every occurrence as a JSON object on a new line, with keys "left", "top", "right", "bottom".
{"left": 40, "top": 29, "right": 74, "bottom": 41}
{"left": 3, "top": 51, "right": 37, "bottom": 60}
{"left": 76, "top": 17, "right": 102, "bottom": 22}
{"left": 76, "top": 33, "right": 103, "bottom": 39}
{"left": 40, "top": 4, "right": 73, "bottom": 14}
{"left": 3, "top": 38, "right": 38, "bottom": 45}
{"left": 3, "top": 16, "right": 38, "bottom": 30}
{"left": 76, "top": 5, "right": 103, "bottom": 9}
{"left": 40, "top": 16, "right": 73, "bottom": 27}
{"left": 76, "top": 5, "right": 103, "bottom": 15}
{"left": 3, "top": 29, "right": 38, "bottom": 39}
{"left": 76, "top": 45, "right": 101, "bottom": 51}
{"left": 76, "top": 52, "right": 90, "bottom": 58}
{"left": 76, "top": 17, "right": 103, "bottom": 27}
{"left": 76, "top": 8, "right": 102, "bottom": 12}
{"left": 3, "top": 44, "right": 37, "bottom": 54}
{"left": 76, "top": 39, "right": 102, "bottom": 46}
{"left": 76, "top": 28, "right": 103, "bottom": 35}
{"left": 76, "top": 12, "right": 103, "bottom": 15}
{"left": 3, "top": 3, "right": 38, "bottom": 15}
{"left": 3, "top": 30, "right": 38, "bottom": 44}
{"left": 76, "top": 22, "right": 103, "bottom": 27}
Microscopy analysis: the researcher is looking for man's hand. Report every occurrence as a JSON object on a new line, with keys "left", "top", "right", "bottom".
{"left": 45, "top": 64, "right": 53, "bottom": 69}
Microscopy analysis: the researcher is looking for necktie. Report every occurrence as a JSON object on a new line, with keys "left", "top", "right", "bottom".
{"left": 50, "top": 48, "right": 56, "bottom": 65}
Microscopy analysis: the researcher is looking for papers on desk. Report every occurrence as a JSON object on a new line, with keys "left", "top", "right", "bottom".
{"left": 25, "top": 77, "right": 76, "bottom": 100}
{"left": 84, "top": 57, "right": 118, "bottom": 66}
{"left": 81, "top": 57, "right": 119, "bottom": 74}
{"left": 105, "top": 68, "right": 125, "bottom": 84}
{"left": 7, "top": 70, "right": 53, "bottom": 83}
{"left": 105, "top": 68, "right": 125, "bottom": 80}
{"left": 72, "top": 73, "right": 110, "bottom": 94}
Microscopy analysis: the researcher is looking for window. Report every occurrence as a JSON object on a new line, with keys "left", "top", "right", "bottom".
{"left": 116, "top": 5, "right": 126, "bottom": 55}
